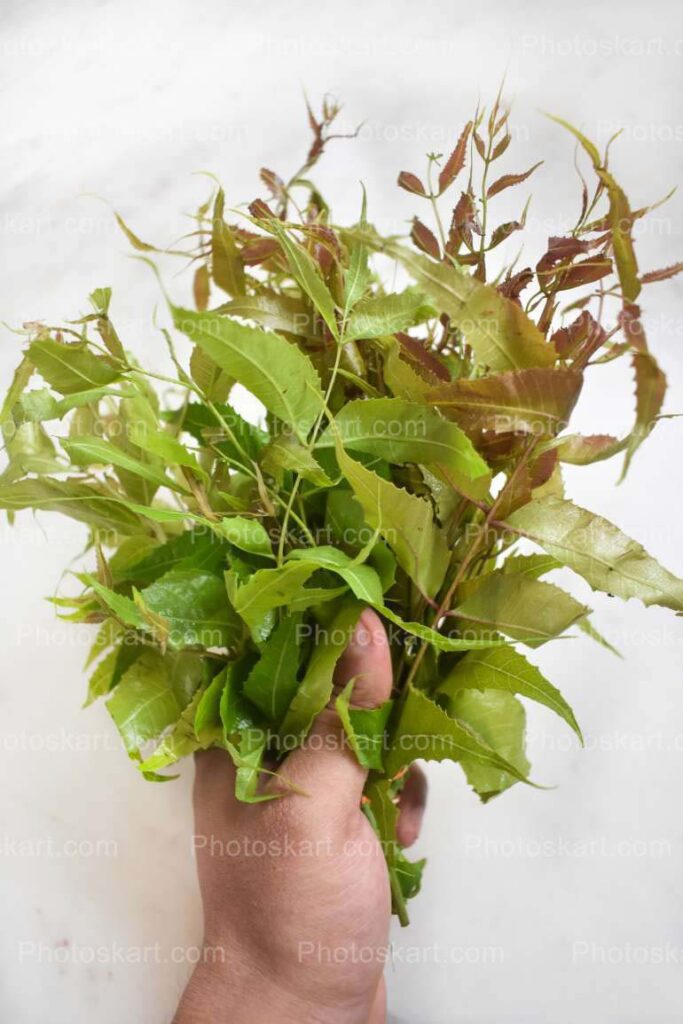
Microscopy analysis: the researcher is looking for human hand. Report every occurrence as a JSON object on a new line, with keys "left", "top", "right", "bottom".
{"left": 173, "top": 608, "right": 427, "bottom": 1024}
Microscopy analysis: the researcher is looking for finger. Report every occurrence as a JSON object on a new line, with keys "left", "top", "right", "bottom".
{"left": 275, "top": 608, "right": 393, "bottom": 804}
{"left": 396, "top": 763, "right": 428, "bottom": 848}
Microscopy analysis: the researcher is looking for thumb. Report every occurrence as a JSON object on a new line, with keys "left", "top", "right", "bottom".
{"left": 276, "top": 608, "right": 393, "bottom": 803}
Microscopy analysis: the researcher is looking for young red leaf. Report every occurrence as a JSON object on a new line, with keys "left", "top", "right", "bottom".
{"left": 438, "top": 121, "right": 472, "bottom": 195}
{"left": 398, "top": 171, "right": 427, "bottom": 196}
{"left": 410, "top": 217, "right": 441, "bottom": 259}
{"left": 487, "top": 161, "right": 542, "bottom": 199}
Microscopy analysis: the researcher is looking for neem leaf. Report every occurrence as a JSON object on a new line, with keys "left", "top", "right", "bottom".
{"left": 279, "top": 600, "right": 364, "bottom": 742}
{"left": 344, "top": 289, "right": 435, "bottom": 341}
{"left": 171, "top": 306, "right": 323, "bottom": 441}
{"left": 107, "top": 650, "right": 181, "bottom": 754}
{"left": 428, "top": 368, "right": 583, "bottom": 437}
{"left": 390, "top": 246, "right": 555, "bottom": 371}
{"left": 268, "top": 220, "right": 340, "bottom": 340}
{"left": 0, "top": 478, "right": 144, "bottom": 534}
{"left": 244, "top": 613, "right": 303, "bottom": 724}
{"left": 336, "top": 442, "right": 449, "bottom": 598}
{"left": 138, "top": 688, "right": 205, "bottom": 774}
{"left": 28, "top": 337, "right": 121, "bottom": 394}
{"left": 261, "top": 434, "right": 334, "bottom": 487}
{"left": 288, "top": 545, "right": 385, "bottom": 605}
{"left": 216, "top": 293, "right": 314, "bottom": 337}
{"left": 226, "top": 561, "right": 317, "bottom": 641}
{"left": 211, "top": 188, "right": 245, "bottom": 296}
{"left": 444, "top": 689, "right": 531, "bottom": 801}
{"left": 336, "top": 680, "right": 393, "bottom": 770}
{"left": 63, "top": 436, "right": 187, "bottom": 494}
{"left": 140, "top": 570, "right": 243, "bottom": 649}
{"left": 127, "top": 423, "right": 209, "bottom": 483}
{"left": 214, "top": 516, "right": 274, "bottom": 560}
{"left": 507, "top": 496, "right": 683, "bottom": 611}
{"left": 317, "top": 398, "right": 489, "bottom": 484}
{"left": 454, "top": 573, "right": 588, "bottom": 645}
{"left": 438, "top": 645, "right": 582, "bottom": 740}
{"left": 384, "top": 684, "right": 536, "bottom": 787}
{"left": 194, "top": 668, "right": 228, "bottom": 745}
{"left": 548, "top": 115, "right": 640, "bottom": 302}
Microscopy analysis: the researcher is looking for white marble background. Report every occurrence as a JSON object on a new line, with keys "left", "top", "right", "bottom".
{"left": 1, "top": 1, "right": 682, "bottom": 1021}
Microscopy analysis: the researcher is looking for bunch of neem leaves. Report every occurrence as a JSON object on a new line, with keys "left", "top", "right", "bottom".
{"left": 2, "top": 95, "right": 682, "bottom": 922}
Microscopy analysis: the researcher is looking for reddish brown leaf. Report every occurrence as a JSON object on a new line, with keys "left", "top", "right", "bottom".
{"left": 428, "top": 367, "right": 583, "bottom": 437}
{"left": 489, "top": 221, "right": 522, "bottom": 249}
{"left": 193, "top": 264, "right": 210, "bottom": 311}
{"left": 552, "top": 256, "right": 613, "bottom": 292}
{"left": 438, "top": 122, "right": 472, "bottom": 195}
{"left": 491, "top": 132, "right": 512, "bottom": 160}
{"left": 240, "top": 236, "right": 280, "bottom": 265}
{"left": 641, "top": 262, "right": 683, "bottom": 284}
{"left": 446, "top": 191, "right": 478, "bottom": 254}
{"left": 473, "top": 131, "right": 486, "bottom": 159}
{"left": 558, "top": 434, "right": 625, "bottom": 465}
{"left": 411, "top": 217, "right": 441, "bottom": 259}
{"left": 248, "top": 198, "right": 275, "bottom": 220}
{"left": 259, "top": 167, "right": 285, "bottom": 201}
{"left": 398, "top": 171, "right": 426, "bottom": 197}
{"left": 551, "top": 311, "right": 606, "bottom": 365}
{"left": 487, "top": 162, "right": 542, "bottom": 199}
{"left": 396, "top": 332, "right": 450, "bottom": 382}
{"left": 498, "top": 268, "right": 534, "bottom": 303}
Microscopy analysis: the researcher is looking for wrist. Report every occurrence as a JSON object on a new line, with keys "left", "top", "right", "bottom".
{"left": 174, "top": 946, "right": 371, "bottom": 1024}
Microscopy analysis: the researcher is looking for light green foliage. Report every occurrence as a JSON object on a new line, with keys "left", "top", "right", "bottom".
{"left": 2, "top": 97, "right": 680, "bottom": 920}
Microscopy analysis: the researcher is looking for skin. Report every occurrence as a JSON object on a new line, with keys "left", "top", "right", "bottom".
{"left": 173, "top": 608, "right": 427, "bottom": 1024}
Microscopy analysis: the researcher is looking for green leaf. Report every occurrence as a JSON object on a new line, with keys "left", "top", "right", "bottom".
{"left": 444, "top": 689, "right": 531, "bottom": 801}
{"left": 214, "top": 516, "right": 274, "bottom": 559}
{"left": 141, "top": 570, "right": 243, "bottom": 649}
{"left": 127, "top": 423, "right": 209, "bottom": 483}
{"left": 438, "top": 645, "right": 582, "bottom": 740}
{"left": 336, "top": 442, "right": 449, "bottom": 598}
{"left": 211, "top": 188, "right": 245, "bottom": 296}
{"left": 226, "top": 561, "right": 317, "bottom": 641}
{"left": 171, "top": 306, "right": 323, "bottom": 441}
{"left": 507, "top": 496, "right": 683, "bottom": 611}
{"left": 62, "top": 435, "right": 186, "bottom": 494}
{"left": 215, "top": 292, "right": 314, "bottom": 337}
{"left": 1, "top": 354, "right": 34, "bottom": 421}
{"left": 389, "top": 246, "right": 556, "bottom": 371}
{"left": 107, "top": 650, "right": 181, "bottom": 754}
{"left": 336, "top": 680, "right": 393, "bottom": 770}
{"left": 317, "top": 397, "right": 490, "bottom": 485}
{"left": 342, "top": 185, "right": 371, "bottom": 321}
{"left": 194, "top": 668, "right": 228, "bottom": 745}
{"left": 269, "top": 220, "right": 340, "bottom": 340}
{"left": 548, "top": 116, "right": 640, "bottom": 302}
{"left": 138, "top": 688, "right": 205, "bottom": 774}
{"left": 28, "top": 337, "right": 121, "bottom": 394}
{"left": 81, "top": 575, "right": 147, "bottom": 629}
{"left": 244, "top": 613, "right": 303, "bottom": 724}
{"left": 262, "top": 435, "right": 334, "bottom": 488}
{"left": 288, "top": 545, "right": 385, "bottom": 605}
{"left": 385, "top": 684, "right": 535, "bottom": 787}
{"left": 454, "top": 572, "right": 588, "bottom": 645}
{"left": 500, "top": 553, "right": 562, "bottom": 579}
{"left": 279, "top": 601, "right": 364, "bottom": 741}
{"left": 0, "top": 478, "right": 144, "bottom": 534}
{"left": 344, "top": 289, "right": 435, "bottom": 341}
{"left": 288, "top": 545, "right": 507, "bottom": 653}
{"left": 85, "top": 646, "right": 121, "bottom": 706}
{"left": 225, "top": 730, "right": 277, "bottom": 803}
